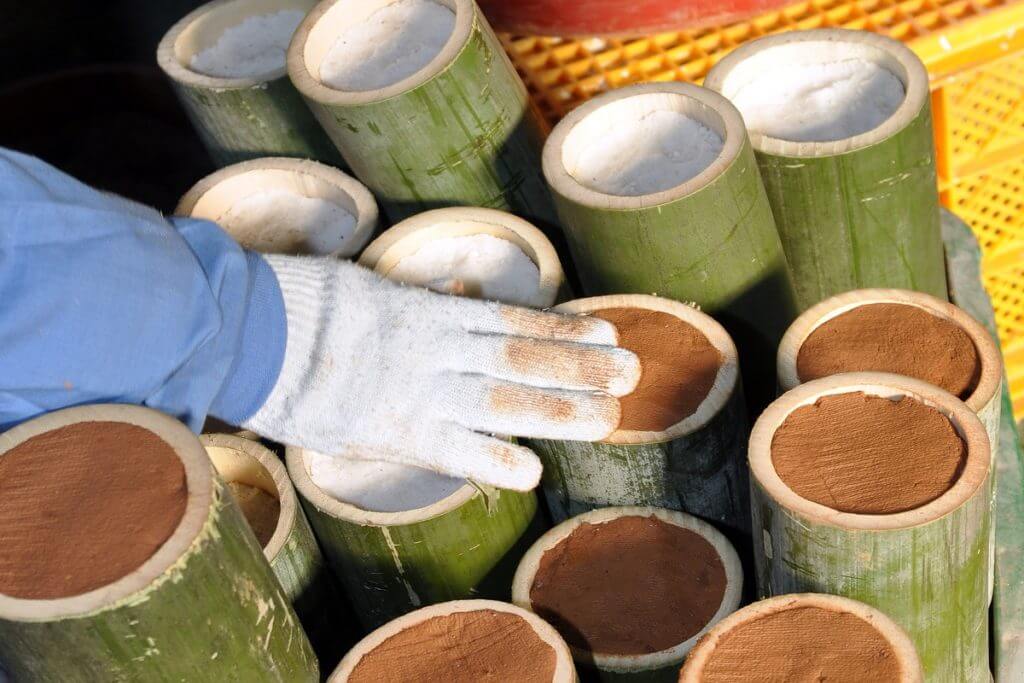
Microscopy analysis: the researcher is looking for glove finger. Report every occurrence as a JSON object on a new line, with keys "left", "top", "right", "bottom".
{"left": 470, "top": 303, "right": 619, "bottom": 345}
{"left": 457, "top": 333, "right": 640, "bottom": 397}
{"left": 445, "top": 375, "right": 622, "bottom": 442}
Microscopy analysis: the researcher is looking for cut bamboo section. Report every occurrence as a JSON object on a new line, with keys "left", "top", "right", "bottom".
{"left": 285, "top": 446, "right": 543, "bottom": 629}
{"left": 329, "top": 599, "right": 577, "bottom": 682}
{"left": 542, "top": 82, "right": 796, "bottom": 409}
{"left": 704, "top": 29, "right": 946, "bottom": 310}
{"left": 158, "top": 0, "right": 343, "bottom": 167}
{"left": 528, "top": 295, "right": 749, "bottom": 540}
{"left": 359, "top": 206, "right": 565, "bottom": 308}
{"left": 0, "top": 405, "right": 317, "bottom": 682}
{"left": 679, "top": 593, "right": 923, "bottom": 682}
{"left": 512, "top": 506, "right": 742, "bottom": 681}
{"left": 287, "top": 0, "right": 557, "bottom": 229}
{"left": 201, "top": 434, "right": 356, "bottom": 668}
{"left": 177, "top": 156, "right": 378, "bottom": 257}
{"left": 750, "top": 373, "right": 991, "bottom": 681}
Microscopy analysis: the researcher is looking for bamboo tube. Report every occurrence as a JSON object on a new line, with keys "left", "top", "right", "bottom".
{"left": 285, "top": 446, "right": 543, "bottom": 628}
{"left": 529, "top": 294, "right": 749, "bottom": 539}
{"left": 177, "top": 156, "right": 378, "bottom": 257}
{"left": 287, "top": 0, "right": 557, "bottom": 228}
{"left": 201, "top": 434, "right": 356, "bottom": 668}
{"left": 329, "top": 599, "right": 577, "bottom": 682}
{"left": 704, "top": 29, "right": 946, "bottom": 310}
{"left": 512, "top": 506, "right": 742, "bottom": 682}
{"left": 542, "top": 82, "right": 797, "bottom": 409}
{"left": 749, "top": 373, "right": 991, "bottom": 681}
{"left": 679, "top": 593, "right": 923, "bottom": 682}
{"left": 0, "top": 405, "right": 317, "bottom": 682}
{"left": 359, "top": 206, "right": 565, "bottom": 308}
{"left": 158, "top": 0, "right": 343, "bottom": 167}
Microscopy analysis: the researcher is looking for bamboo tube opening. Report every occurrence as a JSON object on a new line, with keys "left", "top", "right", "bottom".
{"left": 680, "top": 593, "right": 923, "bottom": 682}
{"left": 704, "top": 28, "right": 927, "bottom": 157}
{"left": 329, "top": 599, "right": 576, "bottom": 682}
{"left": 778, "top": 289, "right": 1002, "bottom": 415}
{"left": 544, "top": 83, "right": 743, "bottom": 209}
{"left": 0, "top": 405, "right": 213, "bottom": 621}
{"left": 201, "top": 434, "right": 296, "bottom": 559}
{"left": 359, "top": 207, "right": 563, "bottom": 308}
{"left": 290, "top": 0, "right": 471, "bottom": 105}
{"left": 177, "top": 157, "right": 378, "bottom": 257}
{"left": 552, "top": 294, "right": 739, "bottom": 445}
{"left": 750, "top": 372, "right": 990, "bottom": 531}
{"left": 512, "top": 506, "right": 742, "bottom": 675}
{"left": 159, "top": 0, "right": 316, "bottom": 88}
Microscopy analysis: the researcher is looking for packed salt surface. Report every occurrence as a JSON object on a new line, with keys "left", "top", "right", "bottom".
{"left": 319, "top": 0, "right": 455, "bottom": 91}
{"left": 571, "top": 110, "right": 724, "bottom": 196}
{"left": 308, "top": 452, "right": 465, "bottom": 513}
{"left": 730, "top": 59, "right": 906, "bottom": 142}
{"left": 388, "top": 234, "right": 542, "bottom": 306}
{"left": 189, "top": 10, "right": 304, "bottom": 78}
{"left": 219, "top": 190, "right": 357, "bottom": 254}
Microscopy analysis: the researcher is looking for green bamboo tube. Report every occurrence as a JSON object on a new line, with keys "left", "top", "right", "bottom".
{"left": 177, "top": 156, "right": 378, "bottom": 257}
{"left": 287, "top": 0, "right": 557, "bottom": 228}
{"left": 0, "top": 405, "right": 317, "bottom": 682}
{"left": 201, "top": 434, "right": 356, "bottom": 668}
{"left": 528, "top": 294, "right": 749, "bottom": 540}
{"left": 285, "top": 446, "right": 543, "bottom": 629}
{"left": 511, "top": 506, "right": 742, "bottom": 682}
{"left": 329, "top": 599, "right": 577, "bottom": 681}
{"left": 359, "top": 206, "right": 565, "bottom": 308}
{"left": 158, "top": 0, "right": 343, "bottom": 167}
{"left": 542, "top": 82, "right": 797, "bottom": 409}
{"left": 704, "top": 29, "right": 946, "bottom": 310}
{"left": 679, "top": 593, "right": 923, "bottom": 682}
{"left": 749, "top": 373, "right": 991, "bottom": 681}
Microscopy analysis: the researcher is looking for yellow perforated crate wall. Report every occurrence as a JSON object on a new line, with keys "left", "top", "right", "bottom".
{"left": 500, "top": 0, "right": 1024, "bottom": 415}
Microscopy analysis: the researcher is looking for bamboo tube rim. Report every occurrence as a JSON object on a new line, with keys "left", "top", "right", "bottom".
{"left": 289, "top": 0, "right": 472, "bottom": 106}
{"left": 703, "top": 28, "right": 928, "bottom": 158}
{"left": 511, "top": 506, "right": 742, "bottom": 674}
{"left": 201, "top": 434, "right": 296, "bottom": 563}
{"left": 358, "top": 207, "right": 563, "bottom": 308}
{"left": 750, "top": 372, "right": 990, "bottom": 531}
{"left": 176, "top": 157, "right": 378, "bottom": 258}
{"left": 777, "top": 288, "right": 1003, "bottom": 415}
{"left": 329, "top": 598, "right": 576, "bottom": 681}
{"left": 542, "top": 82, "right": 744, "bottom": 210}
{"left": 285, "top": 446, "right": 478, "bottom": 527}
{"left": 679, "top": 593, "right": 923, "bottom": 682}
{"left": 551, "top": 294, "right": 739, "bottom": 445}
{"left": 0, "top": 405, "right": 213, "bottom": 622}
{"left": 158, "top": 0, "right": 317, "bottom": 89}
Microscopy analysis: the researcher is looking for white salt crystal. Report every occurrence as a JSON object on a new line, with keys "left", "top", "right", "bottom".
{"left": 219, "top": 189, "right": 356, "bottom": 255}
{"left": 308, "top": 452, "right": 465, "bottom": 513}
{"left": 729, "top": 59, "right": 906, "bottom": 142}
{"left": 387, "top": 233, "right": 542, "bottom": 306}
{"left": 190, "top": 10, "right": 305, "bottom": 79}
{"left": 319, "top": 0, "right": 455, "bottom": 91}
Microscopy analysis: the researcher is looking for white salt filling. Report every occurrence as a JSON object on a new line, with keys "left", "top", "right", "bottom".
{"left": 189, "top": 10, "right": 305, "bottom": 78}
{"left": 570, "top": 110, "right": 724, "bottom": 196}
{"left": 319, "top": 0, "right": 455, "bottom": 91}
{"left": 730, "top": 59, "right": 906, "bottom": 142}
{"left": 308, "top": 452, "right": 465, "bottom": 513}
{"left": 219, "top": 190, "right": 356, "bottom": 254}
{"left": 387, "top": 234, "right": 541, "bottom": 306}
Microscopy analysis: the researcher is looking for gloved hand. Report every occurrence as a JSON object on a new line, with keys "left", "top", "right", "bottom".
{"left": 243, "top": 256, "right": 640, "bottom": 490}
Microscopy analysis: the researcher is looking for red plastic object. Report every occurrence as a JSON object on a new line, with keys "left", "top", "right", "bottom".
{"left": 478, "top": 0, "right": 793, "bottom": 37}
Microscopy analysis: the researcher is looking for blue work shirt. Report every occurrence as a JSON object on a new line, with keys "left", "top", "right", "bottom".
{"left": 0, "top": 149, "right": 286, "bottom": 432}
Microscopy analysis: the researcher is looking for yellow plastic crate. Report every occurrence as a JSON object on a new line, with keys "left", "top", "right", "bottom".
{"left": 500, "top": 0, "right": 1024, "bottom": 415}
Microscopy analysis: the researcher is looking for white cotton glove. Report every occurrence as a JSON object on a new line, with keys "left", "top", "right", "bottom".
{"left": 243, "top": 256, "right": 641, "bottom": 491}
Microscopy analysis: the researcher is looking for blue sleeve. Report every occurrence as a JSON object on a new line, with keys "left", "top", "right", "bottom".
{"left": 0, "top": 149, "right": 286, "bottom": 432}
